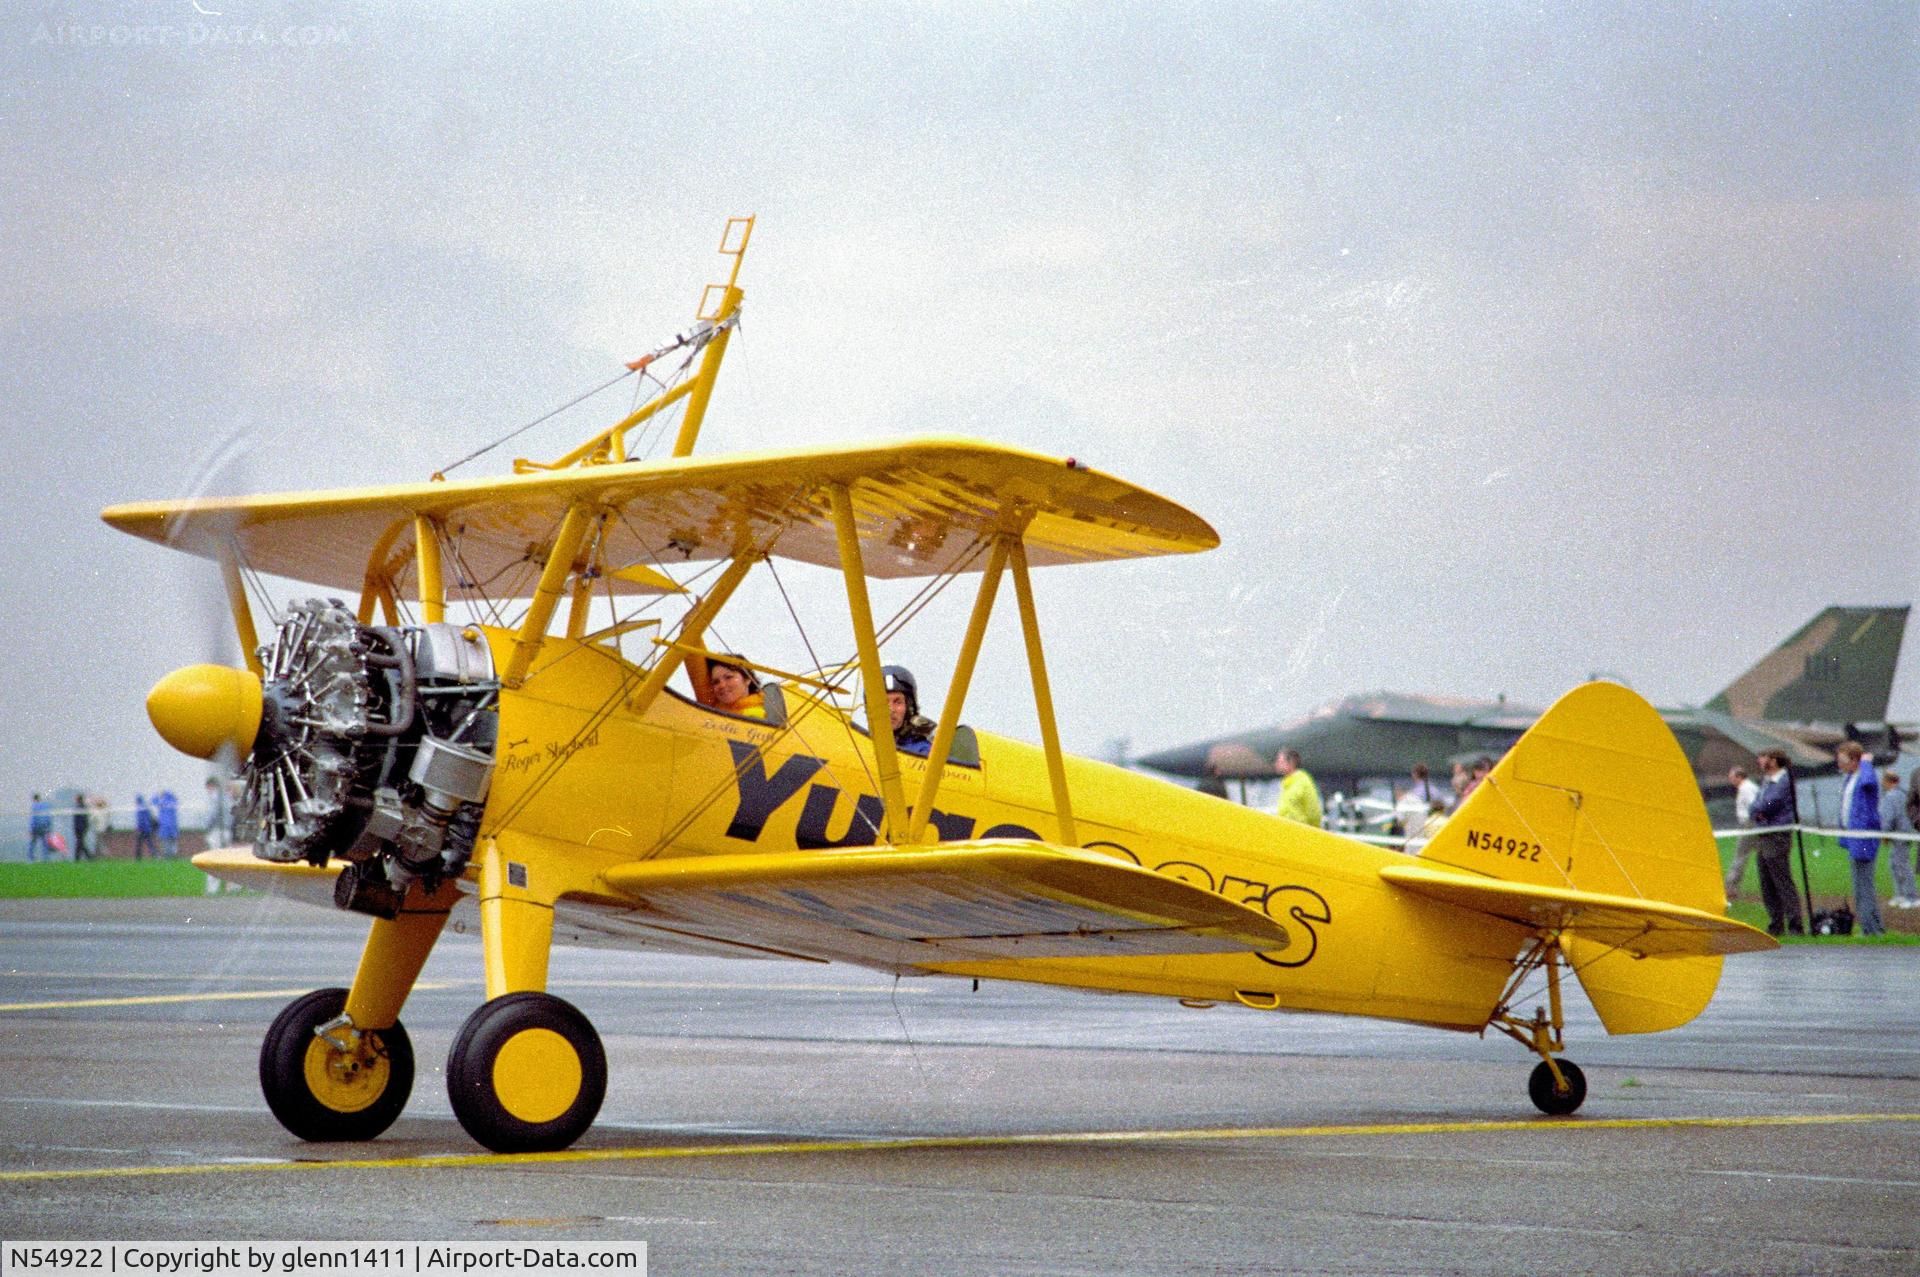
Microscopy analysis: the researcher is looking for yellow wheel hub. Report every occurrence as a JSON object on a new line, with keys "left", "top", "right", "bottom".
{"left": 491, "top": 1028, "right": 582, "bottom": 1125}
{"left": 301, "top": 1035, "right": 390, "bottom": 1115}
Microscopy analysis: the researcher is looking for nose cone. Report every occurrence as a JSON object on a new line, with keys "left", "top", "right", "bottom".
{"left": 146, "top": 664, "right": 263, "bottom": 760}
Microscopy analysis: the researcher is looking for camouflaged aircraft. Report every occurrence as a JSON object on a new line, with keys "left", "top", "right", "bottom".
{"left": 107, "top": 220, "right": 1774, "bottom": 1155}
{"left": 1138, "top": 606, "right": 1911, "bottom": 800}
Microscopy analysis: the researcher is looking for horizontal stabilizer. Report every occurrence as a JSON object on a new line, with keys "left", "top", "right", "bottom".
{"left": 1379, "top": 863, "right": 1776, "bottom": 958}
{"left": 602, "top": 840, "right": 1291, "bottom": 968}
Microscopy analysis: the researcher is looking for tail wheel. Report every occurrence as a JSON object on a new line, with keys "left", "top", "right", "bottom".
{"left": 259, "top": 988, "right": 414, "bottom": 1141}
{"left": 1527, "top": 1059, "right": 1587, "bottom": 1116}
{"left": 446, "top": 991, "right": 606, "bottom": 1153}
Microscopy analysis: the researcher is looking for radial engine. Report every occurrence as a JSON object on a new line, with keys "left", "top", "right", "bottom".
{"left": 239, "top": 600, "right": 500, "bottom": 918}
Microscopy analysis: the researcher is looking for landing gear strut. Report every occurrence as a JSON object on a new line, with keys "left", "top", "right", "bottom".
{"left": 1489, "top": 935, "right": 1588, "bottom": 1117}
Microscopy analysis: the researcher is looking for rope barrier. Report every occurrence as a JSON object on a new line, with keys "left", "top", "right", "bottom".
{"left": 1717, "top": 823, "right": 1920, "bottom": 844}
{"left": 1324, "top": 820, "right": 1920, "bottom": 851}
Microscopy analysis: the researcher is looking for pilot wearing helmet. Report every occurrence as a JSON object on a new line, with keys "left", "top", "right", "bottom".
{"left": 882, "top": 665, "right": 936, "bottom": 757}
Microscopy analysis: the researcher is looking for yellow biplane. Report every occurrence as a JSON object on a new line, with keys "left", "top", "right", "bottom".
{"left": 105, "top": 219, "right": 1775, "bottom": 1154}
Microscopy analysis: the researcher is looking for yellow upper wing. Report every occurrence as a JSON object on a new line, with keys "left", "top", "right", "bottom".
{"left": 102, "top": 438, "right": 1218, "bottom": 595}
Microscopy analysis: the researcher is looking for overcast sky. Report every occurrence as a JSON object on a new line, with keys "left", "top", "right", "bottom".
{"left": 2, "top": 1, "right": 1915, "bottom": 817}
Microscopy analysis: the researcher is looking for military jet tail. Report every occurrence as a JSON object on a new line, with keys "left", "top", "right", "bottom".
{"left": 1703, "top": 605, "right": 1909, "bottom": 725}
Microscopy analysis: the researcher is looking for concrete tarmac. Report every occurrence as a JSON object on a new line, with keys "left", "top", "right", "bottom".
{"left": 1, "top": 896, "right": 1915, "bottom": 1275}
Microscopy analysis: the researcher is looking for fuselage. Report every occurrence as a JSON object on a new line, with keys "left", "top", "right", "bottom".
{"left": 487, "top": 630, "right": 1529, "bottom": 1031}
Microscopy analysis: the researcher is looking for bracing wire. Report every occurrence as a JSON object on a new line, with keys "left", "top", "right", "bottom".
{"left": 694, "top": 537, "right": 989, "bottom": 843}
{"left": 624, "top": 343, "right": 707, "bottom": 463}
{"left": 435, "top": 369, "right": 637, "bottom": 479}
{"left": 890, "top": 975, "right": 929, "bottom": 1086}
{"left": 1496, "top": 926, "right": 1652, "bottom": 1031}
{"left": 484, "top": 489, "right": 806, "bottom": 836}
{"left": 238, "top": 558, "right": 281, "bottom": 629}
{"left": 757, "top": 557, "right": 885, "bottom": 807}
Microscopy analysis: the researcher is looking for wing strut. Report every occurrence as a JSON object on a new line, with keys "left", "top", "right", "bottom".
{"left": 623, "top": 551, "right": 760, "bottom": 718}
{"left": 893, "top": 528, "right": 1078, "bottom": 848}
{"left": 357, "top": 516, "right": 411, "bottom": 624}
{"left": 218, "top": 541, "right": 263, "bottom": 678}
{"left": 832, "top": 484, "right": 909, "bottom": 843}
{"left": 907, "top": 536, "right": 1010, "bottom": 843}
{"left": 1011, "top": 537, "right": 1077, "bottom": 844}
{"left": 503, "top": 503, "right": 601, "bottom": 687}
{"left": 414, "top": 515, "right": 446, "bottom": 623}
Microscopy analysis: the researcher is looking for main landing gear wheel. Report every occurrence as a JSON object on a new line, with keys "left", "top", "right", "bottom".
{"left": 259, "top": 988, "right": 414, "bottom": 1142}
{"left": 446, "top": 991, "right": 606, "bottom": 1153}
{"left": 1528, "top": 1059, "right": 1587, "bottom": 1116}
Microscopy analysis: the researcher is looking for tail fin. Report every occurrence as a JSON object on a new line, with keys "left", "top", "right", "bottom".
{"left": 1704, "top": 605, "right": 1909, "bottom": 724}
{"left": 1413, "top": 682, "right": 1758, "bottom": 1034}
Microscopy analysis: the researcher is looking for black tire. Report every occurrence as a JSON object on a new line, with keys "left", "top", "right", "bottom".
{"left": 259, "top": 988, "right": 414, "bottom": 1142}
{"left": 1528, "top": 1059, "right": 1587, "bottom": 1116}
{"left": 446, "top": 991, "right": 606, "bottom": 1153}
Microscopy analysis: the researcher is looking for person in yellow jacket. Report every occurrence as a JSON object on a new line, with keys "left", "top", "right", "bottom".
{"left": 1274, "top": 748, "right": 1323, "bottom": 827}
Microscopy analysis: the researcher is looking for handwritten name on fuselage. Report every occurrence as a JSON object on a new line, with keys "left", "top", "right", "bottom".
{"left": 499, "top": 727, "right": 602, "bottom": 775}
{"left": 719, "top": 741, "right": 1330, "bottom": 967}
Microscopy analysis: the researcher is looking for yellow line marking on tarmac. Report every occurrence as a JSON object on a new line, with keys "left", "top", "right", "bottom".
{"left": 0, "top": 984, "right": 452, "bottom": 1013}
{"left": 0, "top": 978, "right": 887, "bottom": 1009}
{"left": 556, "top": 978, "right": 931, "bottom": 995}
{"left": 3, "top": 1112, "right": 1914, "bottom": 1183}
{"left": 8, "top": 972, "right": 315, "bottom": 984}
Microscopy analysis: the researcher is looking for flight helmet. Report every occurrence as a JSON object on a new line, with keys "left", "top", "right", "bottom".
{"left": 881, "top": 665, "right": 919, "bottom": 717}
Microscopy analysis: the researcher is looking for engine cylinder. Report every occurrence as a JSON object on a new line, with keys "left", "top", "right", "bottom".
{"left": 237, "top": 602, "right": 500, "bottom": 904}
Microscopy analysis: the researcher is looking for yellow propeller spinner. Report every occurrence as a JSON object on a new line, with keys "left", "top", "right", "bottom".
{"left": 146, "top": 663, "right": 262, "bottom": 760}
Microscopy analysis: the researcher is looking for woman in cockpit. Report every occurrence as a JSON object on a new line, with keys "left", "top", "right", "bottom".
{"left": 704, "top": 655, "right": 766, "bottom": 720}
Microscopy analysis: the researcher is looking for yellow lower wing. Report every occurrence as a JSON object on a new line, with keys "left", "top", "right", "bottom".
{"left": 1378, "top": 863, "right": 1774, "bottom": 957}
{"left": 602, "top": 840, "right": 1292, "bottom": 969}
{"left": 196, "top": 841, "right": 1293, "bottom": 973}
{"left": 194, "top": 847, "right": 344, "bottom": 909}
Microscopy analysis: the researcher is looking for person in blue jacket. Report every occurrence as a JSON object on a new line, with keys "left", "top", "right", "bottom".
{"left": 155, "top": 789, "right": 180, "bottom": 858}
{"left": 133, "top": 795, "right": 158, "bottom": 860}
{"left": 27, "top": 794, "right": 53, "bottom": 862}
{"left": 1749, "top": 750, "right": 1803, "bottom": 936}
{"left": 883, "top": 666, "right": 935, "bottom": 758}
{"left": 1835, "top": 741, "right": 1883, "bottom": 936}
